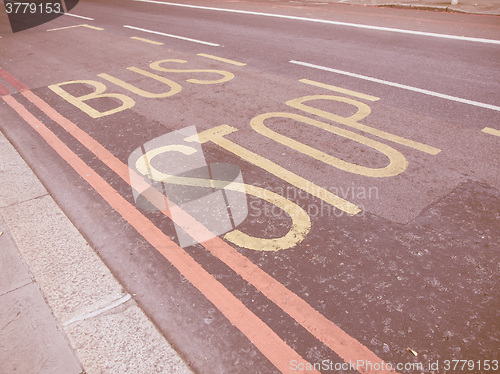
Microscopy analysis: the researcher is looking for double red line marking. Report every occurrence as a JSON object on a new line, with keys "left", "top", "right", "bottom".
{"left": 0, "top": 67, "right": 29, "bottom": 95}
{"left": 1, "top": 68, "right": 398, "bottom": 374}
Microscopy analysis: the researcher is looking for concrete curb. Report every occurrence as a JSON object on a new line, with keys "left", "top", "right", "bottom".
{"left": 0, "top": 130, "right": 193, "bottom": 374}
{"left": 376, "top": 3, "right": 500, "bottom": 15}
{"left": 302, "top": 0, "right": 500, "bottom": 16}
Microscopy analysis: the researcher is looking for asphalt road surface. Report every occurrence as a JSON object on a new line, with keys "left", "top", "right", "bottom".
{"left": 1, "top": 0, "right": 499, "bottom": 373}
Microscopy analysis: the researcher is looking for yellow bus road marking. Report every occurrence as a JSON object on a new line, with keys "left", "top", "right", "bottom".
{"left": 98, "top": 68, "right": 182, "bottom": 98}
{"left": 130, "top": 36, "right": 164, "bottom": 45}
{"left": 292, "top": 80, "right": 441, "bottom": 155}
{"left": 135, "top": 146, "right": 311, "bottom": 250}
{"left": 150, "top": 59, "right": 234, "bottom": 84}
{"left": 300, "top": 78, "right": 380, "bottom": 102}
{"left": 48, "top": 79, "right": 136, "bottom": 118}
{"left": 197, "top": 53, "right": 247, "bottom": 66}
{"left": 251, "top": 111, "right": 408, "bottom": 178}
{"left": 186, "top": 125, "right": 362, "bottom": 215}
{"left": 47, "top": 24, "right": 104, "bottom": 31}
{"left": 482, "top": 127, "right": 500, "bottom": 137}
{"left": 2, "top": 64, "right": 401, "bottom": 373}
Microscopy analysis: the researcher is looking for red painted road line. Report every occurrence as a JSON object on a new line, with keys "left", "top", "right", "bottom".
{"left": 3, "top": 93, "right": 317, "bottom": 374}
{"left": 22, "top": 90, "right": 131, "bottom": 183}
{"left": 0, "top": 68, "right": 29, "bottom": 92}
{"left": 162, "top": 205, "right": 399, "bottom": 374}
{"left": 0, "top": 81, "right": 10, "bottom": 95}
{"left": 21, "top": 89, "right": 399, "bottom": 374}
{"left": 203, "top": 238, "right": 399, "bottom": 374}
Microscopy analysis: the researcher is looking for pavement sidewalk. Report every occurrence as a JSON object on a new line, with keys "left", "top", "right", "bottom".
{"left": 304, "top": 0, "right": 500, "bottom": 16}
{"left": 0, "top": 130, "right": 193, "bottom": 374}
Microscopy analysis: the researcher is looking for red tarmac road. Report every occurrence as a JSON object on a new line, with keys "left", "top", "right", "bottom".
{"left": 0, "top": 0, "right": 499, "bottom": 373}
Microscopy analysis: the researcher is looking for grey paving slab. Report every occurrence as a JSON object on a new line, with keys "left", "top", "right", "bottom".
{"left": 0, "top": 130, "right": 193, "bottom": 374}
{"left": 0, "top": 195, "right": 128, "bottom": 324}
{"left": 0, "top": 131, "right": 47, "bottom": 208}
{"left": 65, "top": 300, "right": 193, "bottom": 374}
{"left": 0, "top": 282, "right": 82, "bottom": 374}
{"left": 0, "top": 216, "right": 31, "bottom": 295}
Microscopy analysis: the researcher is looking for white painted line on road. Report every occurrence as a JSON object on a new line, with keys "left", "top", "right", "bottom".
{"left": 289, "top": 60, "right": 500, "bottom": 112}
{"left": 134, "top": 0, "right": 500, "bottom": 45}
{"left": 62, "top": 13, "right": 94, "bottom": 20}
{"left": 62, "top": 294, "right": 132, "bottom": 326}
{"left": 123, "top": 25, "right": 220, "bottom": 46}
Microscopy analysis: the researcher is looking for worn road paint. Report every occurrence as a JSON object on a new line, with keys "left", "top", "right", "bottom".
{"left": 197, "top": 53, "right": 247, "bottom": 66}
{"left": 47, "top": 24, "right": 103, "bottom": 31}
{"left": 130, "top": 36, "right": 164, "bottom": 45}
{"left": 0, "top": 82, "right": 10, "bottom": 95}
{"left": 300, "top": 79, "right": 380, "bottom": 102}
{"left": 0, "top": 68, "right": 29, "bottom": 92}
{"left": 482, "top": 127, "right": 500, "bottom": 137}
